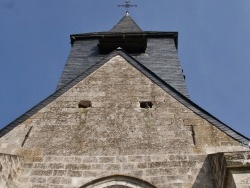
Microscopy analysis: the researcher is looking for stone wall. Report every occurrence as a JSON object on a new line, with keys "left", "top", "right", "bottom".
{"left": 0, "top": 153, "right": 22, "bottom": 188}
{"left": 0, "top": 55, "right": 246, "bottom": 188}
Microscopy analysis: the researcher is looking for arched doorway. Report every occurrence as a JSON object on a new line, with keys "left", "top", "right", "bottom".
{"left": 79, "top": 175, "right": 156, "bottom": 188}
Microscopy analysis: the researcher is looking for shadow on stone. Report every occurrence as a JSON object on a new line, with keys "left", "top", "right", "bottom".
{"left": 192, "top": 156, "right": 216, "bottom": 188}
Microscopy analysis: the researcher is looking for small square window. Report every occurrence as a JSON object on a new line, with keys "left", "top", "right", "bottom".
{"left": 78, "top": 100, "right": 91, "bottom": 108}
{"left": 140, "top": 101, "right": 153, "bottom": 108}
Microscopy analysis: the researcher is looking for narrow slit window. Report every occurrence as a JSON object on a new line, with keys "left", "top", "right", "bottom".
{"left": 140, "top": 101, "right": 153, "bottom": 109}
{"left": 78, "top": 100, "right": 91, "bottom": 108}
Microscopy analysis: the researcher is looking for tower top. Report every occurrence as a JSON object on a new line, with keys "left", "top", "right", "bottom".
{"left": 109, "top": 13, "right": 142, "bottom": 32}
{"left": 118, "top": 1, "right": 137, "bottom": 14}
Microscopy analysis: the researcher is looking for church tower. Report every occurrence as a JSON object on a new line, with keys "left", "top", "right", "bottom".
{"left": 0, "top": 11, "right": 249, "bottom": 188}
{"left": 57, "top": 12, "right": 189, "bottom": 98}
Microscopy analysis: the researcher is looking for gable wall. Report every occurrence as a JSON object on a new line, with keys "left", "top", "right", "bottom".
{"left": 0, "top": 55, "right": 244, "bottom": 188}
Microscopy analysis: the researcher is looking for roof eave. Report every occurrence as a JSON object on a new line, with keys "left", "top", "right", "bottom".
{"left": 70, "top": 31, "right": 178, "bottom": 49}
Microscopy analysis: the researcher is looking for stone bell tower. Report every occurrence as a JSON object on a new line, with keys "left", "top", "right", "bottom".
{"left": 57, "top": 12, "right": 189, "bottom": 98}
{"left": 0, "top": 10, "right": 249, "bottom": 188}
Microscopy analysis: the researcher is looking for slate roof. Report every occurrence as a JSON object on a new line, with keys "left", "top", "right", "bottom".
{"left": 0, "top": 49, "right": 249, "bottom": 145}
{"left": 57, "top": 14, "right": 189, "bottom": 98}
{"left": 58, "top": 32, "right": 189, "bottom": 97}
{"left": 109, "top": 13, "right": 142, "bottom": 32}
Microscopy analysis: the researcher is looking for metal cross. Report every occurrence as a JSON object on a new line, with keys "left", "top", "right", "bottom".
{"left": 118, "top": 1, "right": 137, "bottom": 13}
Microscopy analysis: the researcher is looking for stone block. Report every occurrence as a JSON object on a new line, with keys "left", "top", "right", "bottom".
{"left": 122, "top": 163, "right": 136, "bottom": 171}
{"left": 82, "top": 171, "right": 98, "bottom": 177}
{"left": 146, "top": 169, "right": 160, "bottom": 176}
{"left": 81, "top": 156, "right": 98, "bottom": 163}
{"left": 23, "top": 163, "right": 33, "bottom": 168}
{"left": 116, "top": 156, "right": 127, "bottom": 163}
{"left": 33, "top": 156, "right": 43, "bottom": 162}
{"left": 45, "top": 156, "right": 63, "bottom": 163}
{"left": 64, "top": 157, "right": 81, "bottom": 163}
{"left": 67, "top": 170, "right": 82, "bottom": 177}
{"left": 48, "top": 163, "right": 65, "bottom": 170}
{"left": 60, "top": 177, "right": 72, "bottom": 184}
{"left": 181, "top": 161, "right": 196, "bottom": 168}
{"left": 169, "top": 155, "right": 188, "bottom": 161}
{"left": 160, "top": 168, "right": 178, "bottom": 175}
{"left": 137, "top": 162, "right": 147, "bottom": 169}
{"left": 99, "top": 156, "right": 115, "bottom": 163}
{"left": 128, "top": 156, "right": 143, "bottom": 162}
{"left": 47, "top": 177, "right": 62, "bottom": 184}
{"left": 31, "top": 169, "right": 53, "bottom": 176}
{"left": 65, "top": 164, "right": 79, "bottom": 170}
{"left": 65, "top": 164, "right": 91, "bottom": 170}
{"left": 150, "top": 155, "right": 169, "bottom": 162}
{"left": 30, "top": 177, "right": 47, "bottom": 184}
{"left": 33, "top": 163, "right": 47, "bottom": 169}
{"left": 78, "top": 164, "right": 91, "bottom": 170}
{"left": 103, "top": 164, "right": 121, "bottom": 171}
{"left": 91, "top": 164, "right": 104, "bottom": 170}
{"left": 53, "top": 170, "right": 67, "bottom": 176}
{"left": 125, "top": 170, "right": 144, "bottom": 178}
{"left": 150, "top": 176, "right": 168, "bottom": 184}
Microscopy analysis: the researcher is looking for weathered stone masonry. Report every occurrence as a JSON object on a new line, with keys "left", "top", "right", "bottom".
{"left": 0, "top": 56, "right": 248, "bottom": 188}
{"left": 0, "top": 153, "right": 22, "bottom": 188}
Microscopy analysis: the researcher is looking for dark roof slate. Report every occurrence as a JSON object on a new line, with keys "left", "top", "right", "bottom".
{"left": 0, "top": 49, "right": 249, "bottom": 146}
{"left": 109, "top": 14, "right": 142, "bottom": 33}
{"left": 58, "top": 33, "right": 189, "bottom": 98}
{"left": 60, "top": 14, "right": 188, "bottom": 97}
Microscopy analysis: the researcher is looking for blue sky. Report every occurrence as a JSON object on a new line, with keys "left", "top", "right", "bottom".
{"left": 0, "top": 0, "right": 250, "bottom": 138}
